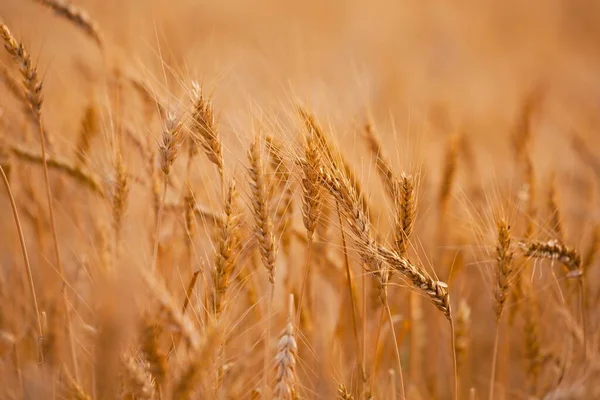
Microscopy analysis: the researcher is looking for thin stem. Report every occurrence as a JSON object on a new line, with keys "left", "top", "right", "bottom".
{"left": 386, "top": 301, "right": 406, "bottom": 400}
{"left": 36, "top": 117, "right": 79, "bottom": 381}
{"left": 151, "top": 179, "right": 168, "bottom": 274}
{"left": 488, "top": 321, "right": 501, "bottom": 400}
{"left": 362, "top": 262, "right": 367, "bottom": 394}
{"left": 0, "top": 166, "right": 43, "bottom": 358}
{"left": 450, "top": 318, "right": 459, "bottom": 400}
{"left": 263, "top": 282, "right": 275, "bottom": 399}
{"left": 370, "top": 305, "right": 386, "bottom": 395}
{"left": 577, "top": 277, "right": 587, "bottom": 351}
{"left": 336, "top": 204, "right": 364, "bottom": 386}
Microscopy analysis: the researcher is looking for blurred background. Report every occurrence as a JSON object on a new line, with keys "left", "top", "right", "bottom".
{"left": 2, "top": 0, "right": 600, "bottom": 146}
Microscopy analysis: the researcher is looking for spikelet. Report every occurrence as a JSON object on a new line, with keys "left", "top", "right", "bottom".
{"left": 519, "top": 239, "right": 582, "bottom": 276}
{"left": 248, "top": 135, "right": 278, "bottom": 283}
{"left": 212, "top": 179, "right": 242, "bottom": 318}
{"left": 33, "top": 0, "right": 104, "bottom": 48}
{"left": 494, "top": 220, "right": 514, "bottom": 319}
{"left": 273, "top": 295, "right": 298, "bottom": 400}
{"left": 159, "top": 112, "right": 184, "bottom": 176}
{"left": 190, "top": 82, "right": 224, "bottom": 177}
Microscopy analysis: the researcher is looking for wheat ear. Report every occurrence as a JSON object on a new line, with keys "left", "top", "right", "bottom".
{"left": 190, "top": 82, "right": 224, "bottom": 181}
{"left": 518, "top": 239, "right": 581, "bottom": 275}
{"left": 212, "top": 178, "right": 242, "bottom": 318}
{"left": 248, "top": 135, "right": 278, "bottom": 283}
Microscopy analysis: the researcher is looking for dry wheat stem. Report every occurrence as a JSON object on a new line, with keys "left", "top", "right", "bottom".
{"left": 386, "top": 302, "right": 406, "bottom": 400}
{"left": 0, "top": 166, "right": 44, "bottom": 357}
{"left": 336, "top": 203, "right": 365, "bottom": 388}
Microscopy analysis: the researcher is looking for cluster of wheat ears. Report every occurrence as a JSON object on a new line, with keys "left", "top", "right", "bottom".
{"left": 0, "top": 1, "right": 599, "bottom": 399}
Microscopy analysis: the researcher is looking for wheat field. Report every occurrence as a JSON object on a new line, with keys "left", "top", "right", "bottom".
{"left": 0, "top": 1, "right": 599, "bottom": 399}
